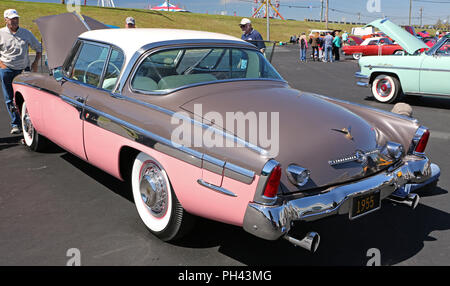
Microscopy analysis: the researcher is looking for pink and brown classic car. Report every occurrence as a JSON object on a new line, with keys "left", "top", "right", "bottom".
{"left": 13, "top": 14, "right": 439, "bottom": 252}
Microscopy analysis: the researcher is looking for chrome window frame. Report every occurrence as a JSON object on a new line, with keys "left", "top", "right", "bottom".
{"left": 62, "top": 38, "right": 127, "bottom": 92}
{"left": 128, "top": 45, "right": 285, "bottom": 96}
{"left": 110, "top": 39, "right": 286, "bottom": 96}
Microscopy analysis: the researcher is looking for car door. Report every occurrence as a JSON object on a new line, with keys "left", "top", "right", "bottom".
{"left": 420, "top": 37, "right": 450, "bottom": 95}
{"left": 43, "top": 40, "right": 110, "bottom": 159}
{"left": 363, "top": 39, "right": 379, "bottom": 56}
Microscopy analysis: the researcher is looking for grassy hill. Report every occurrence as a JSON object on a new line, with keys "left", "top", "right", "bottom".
{"left": 1, "top": 0, "right": 362, "bottom": 42}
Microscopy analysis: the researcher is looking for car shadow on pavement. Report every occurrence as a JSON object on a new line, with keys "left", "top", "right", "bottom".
{"left": 174, "top": 185, "right": 450, "bottom": 266}
{"left": 0, "top": 135, "right": 22, "bottom": 151}
{"left": 60, "top": 152, "right": 133, "bottom": 202}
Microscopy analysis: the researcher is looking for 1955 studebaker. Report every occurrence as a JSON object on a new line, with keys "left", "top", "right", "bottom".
{"left": 13, "top": 13, "right": 440, "bottom": 252}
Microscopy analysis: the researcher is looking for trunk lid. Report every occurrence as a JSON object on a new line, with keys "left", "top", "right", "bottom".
{"left": 180, "top": 84, "right": 382, "bottom": 192}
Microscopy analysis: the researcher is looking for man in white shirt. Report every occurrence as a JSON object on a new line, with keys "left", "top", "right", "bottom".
{"left": 0, "top": 9, "right": 42, "bottom": 134}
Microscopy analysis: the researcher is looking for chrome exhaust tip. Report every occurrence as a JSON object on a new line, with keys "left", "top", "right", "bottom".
{"left": 387, "top": 193, "right": 420, "bottom": 209}
{"left": 284, "top": 232, "right": 320, "bottom": 253}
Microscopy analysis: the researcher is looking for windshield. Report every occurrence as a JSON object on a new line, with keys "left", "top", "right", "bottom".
{"left": 427, "top": 36, "right": 450, "bottom": 55}
{"left": 131, "top": 47, "right": 283, "bottom": 93}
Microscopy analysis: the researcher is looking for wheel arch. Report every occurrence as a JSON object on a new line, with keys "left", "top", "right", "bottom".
{"left": 14, "top": 91, "right": 24, "bottom": 116}
{"left": 369, "top": 71, "right": 401, "bottom": 87}
{"left": 118, "top": 145, "right": 141, "bottom": 182}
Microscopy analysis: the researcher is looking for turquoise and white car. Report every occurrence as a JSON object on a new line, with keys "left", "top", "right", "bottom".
{"left": 356, "top": 19, "right": 450, "bottom": 103}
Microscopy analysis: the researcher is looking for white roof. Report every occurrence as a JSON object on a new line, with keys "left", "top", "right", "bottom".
{"left": 361, "top": 37, "right": 385, "bottom": 45}
{"left": 79, "top": 28, "right": 246, "bottom": 65}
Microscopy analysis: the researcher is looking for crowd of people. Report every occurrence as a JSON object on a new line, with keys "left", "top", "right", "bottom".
{"left": 291, "top": 31, "right": 349, "bottom": 63}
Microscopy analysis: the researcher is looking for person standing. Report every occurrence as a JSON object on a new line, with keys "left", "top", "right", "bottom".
{"left": 333, "top": 31, "right": 342, "bottom": 61}
{"left": 239, "top": 18, "right": 265, "bottom": 53}
{"left": 309, "top": 32, "right": 319, "bottom": 62}
{"left": 342, "top": 31, "right": 349, "bottom": 45}
{"left": 0, "top": 9, "right": 42, "bottom": 134}
{"left": 299, "top": 32, "right": 308, "bottom": 62}
{"left": 323, "top": 32, "right": 334, "bottom": 62}
{"left": 125, "top": 16, "right": 136, "bottom": 28}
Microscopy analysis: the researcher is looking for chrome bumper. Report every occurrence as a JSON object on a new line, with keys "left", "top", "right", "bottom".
{"left": 355, "top": 72, "right": 369, "bottom": 87}
{"left": 243, "top": 155, "right": 437, "bottom": 241}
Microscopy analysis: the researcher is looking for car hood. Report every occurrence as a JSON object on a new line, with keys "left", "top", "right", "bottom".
{"left": 34, "top": 13, "right": 110, "bottom": 70}
{"left": 180, "top": 84, "right": 391, "bottom": 192}
{"left": 366, "top": 19, "right": 427, "bottom": 54}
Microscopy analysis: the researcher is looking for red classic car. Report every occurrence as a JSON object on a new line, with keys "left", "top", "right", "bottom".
{"left": 343, "top": 37, "right": 405, "bottom": 60}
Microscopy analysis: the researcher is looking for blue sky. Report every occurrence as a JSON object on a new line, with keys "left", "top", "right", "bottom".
{"left": 14, "top": 0, "right": 450, "bottom": 25}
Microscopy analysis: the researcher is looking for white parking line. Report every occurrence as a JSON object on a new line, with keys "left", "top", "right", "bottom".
{"left": 432, "top": 131, "right": 450, "bottom": 141}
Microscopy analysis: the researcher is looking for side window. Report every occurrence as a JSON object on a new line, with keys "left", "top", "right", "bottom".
{"left": 436, "top": 39, "right": 450, "bottom": 56}
{"left": 70, "top": 42, "right": 110, "bottom": 87}
{"left": 102, "top": 48, "right": 125, "bottom": 91}
{"left": 368, "top": 40, "right": 378, "bottom": 46}
{"left": 62, "top": 41, "right": 82, "bottom": 77}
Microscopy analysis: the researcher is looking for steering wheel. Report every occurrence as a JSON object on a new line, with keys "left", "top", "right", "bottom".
{"left": 83, "top": 60, "right": 120, "bottom": 84}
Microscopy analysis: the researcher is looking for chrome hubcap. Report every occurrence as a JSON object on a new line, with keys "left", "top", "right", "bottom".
{"left": 376, "top": 79, "right": 392, "bottom": 97}
{"left": 23, "top": 108, "right": 34, "bottom": 139}
{"left": 139, "top": 163, "right": 168, "bottom": 218}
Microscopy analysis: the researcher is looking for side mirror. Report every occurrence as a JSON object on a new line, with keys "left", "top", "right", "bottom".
{"left": 53, "top": 67, "right": 63, "bottom": 82}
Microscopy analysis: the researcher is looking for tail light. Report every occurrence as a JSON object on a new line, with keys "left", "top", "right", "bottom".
{"left": 263, "top": 165, "right": 281, "bottom": 198}
{"left": 415, "top": 129, "right": 430, "bottom": 153}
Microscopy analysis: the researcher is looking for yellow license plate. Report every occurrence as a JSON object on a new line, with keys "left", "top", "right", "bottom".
{"left": 350, "top": 191, "right": 381, "bottom": 219}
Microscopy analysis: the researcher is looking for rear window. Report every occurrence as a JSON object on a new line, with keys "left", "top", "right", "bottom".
{"left": 131, "top": 47, "right": 283, "bottom": 93}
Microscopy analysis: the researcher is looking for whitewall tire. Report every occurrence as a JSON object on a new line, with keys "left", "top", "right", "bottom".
{"left": 21, "top": 101, "right": 48, "bottom": 151}
{"left": 131, "top": 152, "right": 194, "bottom": 241}
{"left": 371, "top": 74, "right": 402, "bottom": 103}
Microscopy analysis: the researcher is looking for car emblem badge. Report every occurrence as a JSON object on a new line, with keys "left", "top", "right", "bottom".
{"left": 331, "top": 126, "right": 353, "bottom": 141}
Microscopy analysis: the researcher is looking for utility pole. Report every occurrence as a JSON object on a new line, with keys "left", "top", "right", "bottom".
{"left": 419, "top": 7, "right": 423, "bottom": 27}
{"left": 409, "top": 0, "right": 412, "bottom": 25}
{"left": 325, "top": 0, "right": 329, "bottom": 29}
{"left": 266, "top": 1, "right": 270, "bottom": 41}
{"left": 320, "top": 0, "right": 324, "bottom": 22}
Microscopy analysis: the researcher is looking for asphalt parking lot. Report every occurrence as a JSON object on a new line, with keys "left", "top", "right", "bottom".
{"left": 0, "top": 46, "right": 449, "bottom": 266}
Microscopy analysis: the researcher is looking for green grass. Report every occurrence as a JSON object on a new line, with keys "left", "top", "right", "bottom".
{"left": 2, "top": 0, "right": 363, "bottom": 42}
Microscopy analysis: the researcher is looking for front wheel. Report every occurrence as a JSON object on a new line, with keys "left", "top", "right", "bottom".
{"left": 21, "top": 101, "right": 48, "bottom": 151}
{"left": 371, "top": 74, "right": 402, "bottom": 103}
{"left": 352, "top": 53, "right": 362, "bottom": 60}
{"left": 131, "top": 152, "right": 194, "bottom": 241}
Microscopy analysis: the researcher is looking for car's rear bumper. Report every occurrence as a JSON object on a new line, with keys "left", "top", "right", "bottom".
{"left": 355, "top": 72, "right": 370, "bottom": 87}
{"left": 243, "top": 154, "right": 438, "bottom": 241}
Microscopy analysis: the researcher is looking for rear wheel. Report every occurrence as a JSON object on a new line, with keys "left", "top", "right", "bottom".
{"left": 394, "top": 50, "right": 405, "bottom": 55}
{"left": 21, "top": 101, "right": 48, "bottom": 151}
{"left": 131, "top": 152, "right": 194, "bottom": 241}
{"left": 371, "top": 74, "right": 402, "bottom": 103}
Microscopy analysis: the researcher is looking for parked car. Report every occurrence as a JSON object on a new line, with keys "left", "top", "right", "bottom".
{"left": 343, "top": 36, "right": 404, "bottom": 60}
{"left": 356, "top": 18, "right": 450, "bottom": 103}
{"left": 13, "top": 13, "right": 439, "bottom": 252}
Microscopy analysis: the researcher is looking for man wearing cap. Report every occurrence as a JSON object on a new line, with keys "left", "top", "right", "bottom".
{"left": 125, "top": 17, "right": 136, "bottom": 28}
{"left": 0, "top": 9, "right": 42, "bottom": 134}
{"left": 239, "top": 18, "right": 265, "bottom": 53}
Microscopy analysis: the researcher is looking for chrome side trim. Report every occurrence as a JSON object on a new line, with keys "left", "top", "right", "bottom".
{"left": 14, "top": 82, "right": 256, "bottom": 184}
{"left": 111, "top": 93, "right": 270, "bottom": 157}
{"left": 197, "top": 179, "right": 237, "bottom": 197}
{"left": 364, "top": 65, "right": 450, "bottom": 73}
{"left": 13, "top": 81, "right": 59, "bottom": 97}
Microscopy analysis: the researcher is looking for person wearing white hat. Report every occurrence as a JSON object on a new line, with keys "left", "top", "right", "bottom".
{"left": 0, "top": 9, "right": 42, "bottom": 134}
{"left": 125, "top": 16, "right": 136, "bottom": 28}
{"left": 239, "top": 18, "right": 265, "bottom": 53}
